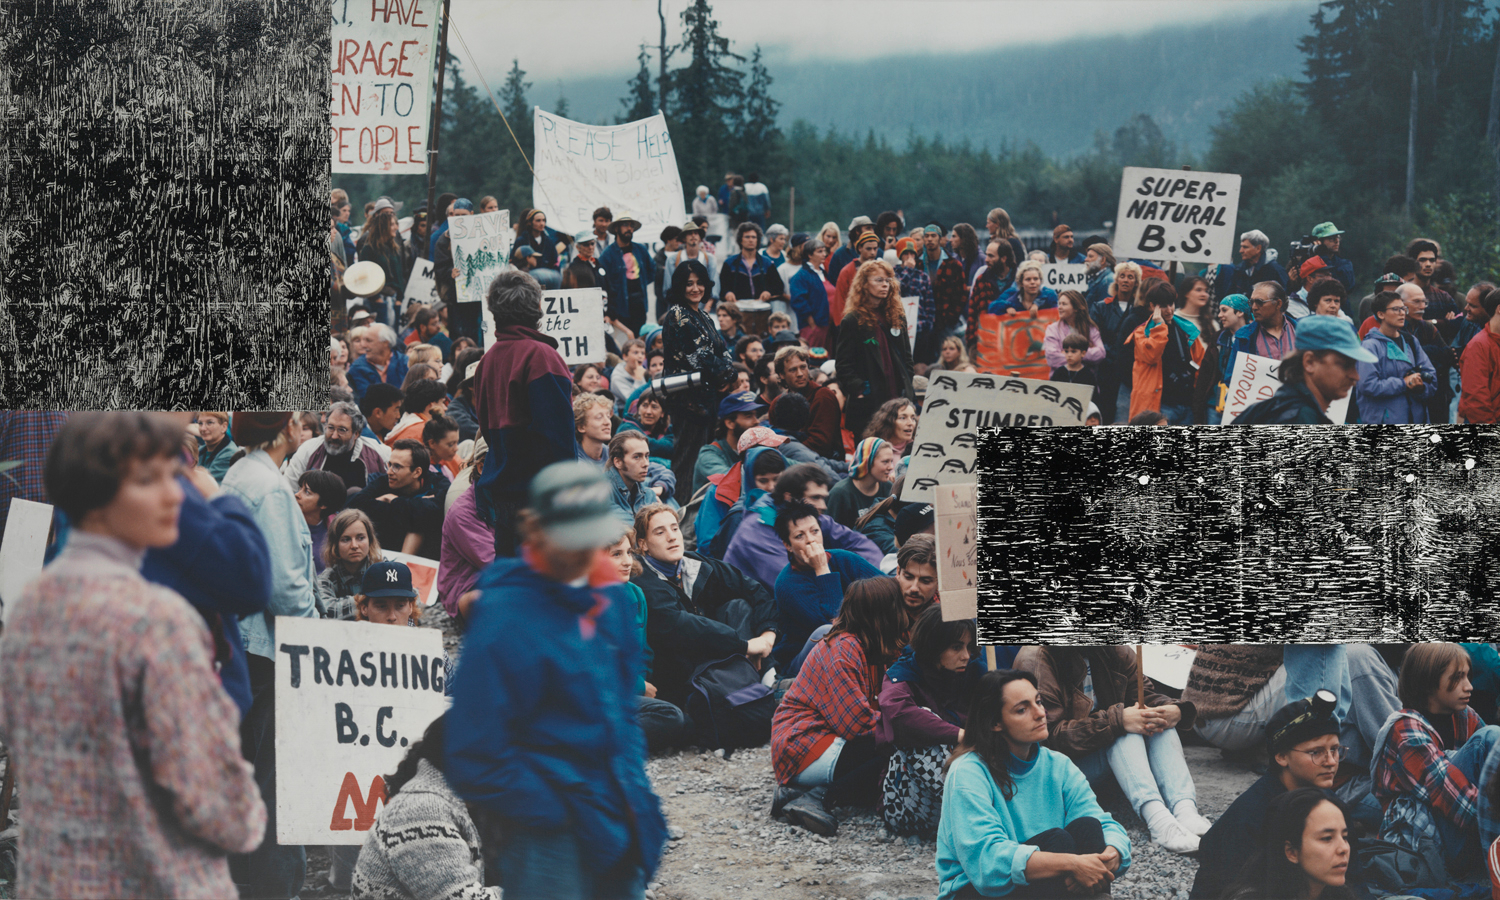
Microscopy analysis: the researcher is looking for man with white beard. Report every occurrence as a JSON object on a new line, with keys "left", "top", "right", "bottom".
{"left": 280, "top": 401, "right": 390, "bottom": 494}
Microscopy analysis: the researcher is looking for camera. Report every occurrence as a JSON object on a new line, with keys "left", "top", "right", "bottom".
{"left": 1404, "top": 367, "right": 1430, "bottom": 386}
{"left": 1287, "top": 235, "right": 1319, "bottom": 280}
{"left": 650, "top": 372, "right": 704, "bottom": 397}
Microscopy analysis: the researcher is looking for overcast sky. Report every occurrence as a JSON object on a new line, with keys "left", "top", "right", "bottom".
{"left": 445, "top": 0, "right": 1317, "bottom": 82}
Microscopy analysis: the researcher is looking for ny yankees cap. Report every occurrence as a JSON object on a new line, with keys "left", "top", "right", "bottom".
{"left": 361, "top": 561, "right": 418, "bottom": 599}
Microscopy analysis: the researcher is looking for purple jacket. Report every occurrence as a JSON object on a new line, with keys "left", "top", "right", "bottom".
{"left": 876, "top": 645, "right": 977, "bottom": 748}
{"left": 437, "top": 484, "right": 495, "bottom": 618}
{"left": 722, "top": 499, "right": 881, "bottom": 589}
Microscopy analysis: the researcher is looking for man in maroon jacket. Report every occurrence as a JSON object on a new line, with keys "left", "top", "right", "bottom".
{"left": 774, "top": 346, "right": 844, "bottom": 460}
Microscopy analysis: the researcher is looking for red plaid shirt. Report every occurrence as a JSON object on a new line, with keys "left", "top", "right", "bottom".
{"left": 771, "top": 632, "right": 884, "bottom": 784}
{"left": 966, "top": 276, "right": 1006, "bottom": 352}
{"left": 1373, "top": 707, "right": 1483, "bottom": 832}
{"left": 932, "top": 259, "right": 968, "bottom": 331}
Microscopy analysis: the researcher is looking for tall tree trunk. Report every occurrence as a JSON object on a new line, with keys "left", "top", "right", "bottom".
{"left": 658, "top": 0, "right": 668, "bottom": 112}
{"left": 1489, "top": 32, "right": 1500, "bottom": 214}
{"left": 1407, "top": 67, "right": 1418, "bottom": 218}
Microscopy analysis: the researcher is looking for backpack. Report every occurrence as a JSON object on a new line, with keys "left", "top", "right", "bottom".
{"left": 1355, "top": 834, "right": 1446, "bottom": 893}
{"left": 685, "top": 654, "right": 775, "bottom": 755}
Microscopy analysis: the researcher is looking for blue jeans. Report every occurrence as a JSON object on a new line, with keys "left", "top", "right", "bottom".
{"left": 1160, "top": 403, "right": 1193, "bottom": 425}
{"left": 494, "top": 828, "right": 645, "bottom": 900}
{"left": 1433, "top": 725, "right": 1500, "bottom": 874}
{"left": 1283, "top": 645, "right": 1353, "bottom": 730}
{"left": 1075, "top": 727, "right": 1196, "bottom": 817}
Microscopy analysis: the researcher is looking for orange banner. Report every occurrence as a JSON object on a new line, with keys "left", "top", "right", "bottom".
{"left": 972, "top": 308, "right": 1059, "bottom": 380}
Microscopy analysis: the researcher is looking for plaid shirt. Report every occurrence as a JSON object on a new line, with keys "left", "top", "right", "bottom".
{"left": 966, "top": 273, "right": 1008, "bottom": 351}
{"left": 1374, "top": 707, "right": 1483, "bottom": 834}
{"left": 932, "top": 258, "right": 968, "bottom": 331}
{"left": 770, "top": 632, "right": 883, "bottom": 784}
{"left": 897, "top": 266, "right": 936, "bottom": 331}
{"left": 0, "top": 411, "right": 69, "bottom": 537}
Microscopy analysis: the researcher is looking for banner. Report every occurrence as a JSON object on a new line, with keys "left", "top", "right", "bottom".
{"left": 1222, "top": 351, "right": 1349, "bottom": 425}
{"left": 0, "top": 498, "right": 51, "bottom": 622}
{"left": 1040, "top": 263, "right": 1089, "bottom": 293}
{"left": 331, "top": 0, "right": 441, "bottom": 174}
{"left": 402, "top": 257, "right": 437, "bottom": 316}
{"left": 934, "top": 484, "right": 978, "bottom": 621}
{"left": 1142, "top": 645, "right": 1198, "bottom": 690}
{"left": 275, "top": 617, "right": 448, "bottom": 844}
{"left": 450, "top": 210, "right": 512, "bottom": 307}
{"left": 1113, "top": 167, "right": 1241, "bottom": 266}
{"left": 900, "top": 370, "right": 1093, "bottom": 503}
{"left": 971, "top": 308, "right": 1059, "bottom": 380}
{"left": 378, "top": 551, "right": 440, "bottom": 607}
{"left": 902, "top": 295, "right": 919, "bottom": 351}
{"left": 532, "top": 109, "right": 686, "bottom": 241}
{"left": 532, "top": 288, "right": 607, "bottom": 363}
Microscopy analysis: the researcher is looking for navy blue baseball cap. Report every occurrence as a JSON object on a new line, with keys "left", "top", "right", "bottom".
{"left": 718, "top": 390, "right": 768, "bottom": 418}
{"left": 362, "top": 561, "right": 418, "bottom": 599}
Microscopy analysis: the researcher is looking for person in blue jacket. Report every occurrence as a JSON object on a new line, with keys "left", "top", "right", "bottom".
{"left": 936, "top": 669, "right": 1131, "bottom": 899}
{"left": 1354, "top": 292, "right": 1437, "bottom": 424}
{"left": 1311, "top": 222, "right": 1356, "bottom": 293}
{"left": 1223, "top": 230, "right": 1289, "bottom": 299}
{"left": 598, "top": 213, "right": 656, "bottom": 336}
{"left": 447, "top": 461, "right": 666, "bottom": 900}
{"left": 772, "top": 500, "right": 885, "bottom": 673}
{"left": 989, "top": 261, "right": 1060, "bottom": 315}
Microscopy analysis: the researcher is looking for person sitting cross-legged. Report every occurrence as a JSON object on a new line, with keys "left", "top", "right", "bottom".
{"left": 723, "top": 462, "right": 882, "bottom": 589}
{"left": 350, "top": 438, "right": 447, "bottom": 557}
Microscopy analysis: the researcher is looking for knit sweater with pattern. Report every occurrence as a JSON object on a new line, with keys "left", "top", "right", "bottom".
{"left": 1180, "top": 645, "right": 1283, "bottom": 720}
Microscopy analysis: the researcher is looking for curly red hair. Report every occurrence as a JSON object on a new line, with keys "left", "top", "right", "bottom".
{"left": 845, "top": 260, "right": 905, "bottom": 332}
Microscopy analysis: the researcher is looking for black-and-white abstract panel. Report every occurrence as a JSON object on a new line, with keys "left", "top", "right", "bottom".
{"left": 0, "top": 0, "right": 328, "bottom": 409}
{"left": 975, "top": 425, "right": 1500, "bottom": 644}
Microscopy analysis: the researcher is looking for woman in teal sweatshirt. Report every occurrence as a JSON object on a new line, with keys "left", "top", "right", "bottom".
{"left": 936, "top": 670, "right": 1132, "bottom": 898}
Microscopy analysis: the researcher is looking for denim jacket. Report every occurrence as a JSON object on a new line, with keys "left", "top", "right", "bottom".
{"left": 221, "top": 449, "right": 317, "bottom": 659}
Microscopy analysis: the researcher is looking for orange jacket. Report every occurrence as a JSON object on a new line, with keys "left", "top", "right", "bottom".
{"left": 1127, "top": 315, "right": 1206, "bottom": 419}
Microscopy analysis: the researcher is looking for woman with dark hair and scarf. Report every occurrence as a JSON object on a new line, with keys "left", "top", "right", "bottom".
{"left": 358, "top": 207, "right": 406, "bottom": 326}
{"left": 661, "top": 259, "right": 739, "bottom": 504}
{"left": 879, "top": 605, "right": 982, "bottom": 838}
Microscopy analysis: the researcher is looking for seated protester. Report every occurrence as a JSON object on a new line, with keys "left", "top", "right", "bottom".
{"left": 607, "top": 431, "right": 667, "bottom": 520}
{"left": 572, "top": 362, "right": 610, "bottom": 398}
{"left": 775, "top": 345, "right": 845, "bottom": 461}
{"left": 701, "top": 441, "right": 786, "bottom": 560}
{"left": 351, "top": 713, "right": 500, "bottom": 900}
{"left": 855, "top": 475, "right": 929, "bottom": 560}
{"left": 735, "top": 334, "right": 765, "bottom": 374}
{"left": 618, "top": 390, "right": 674, "bottom": 461}
{"left": 878, "top": 606, "right": 982, "bottom": 838}
{"left": 350, "top": 439, "right": 447, "bottom": 557}
{"left": 1051, "top": 332, "right": 1102, "bottom": 411}
{"left": 691, "top": 390, "right": 768, "bottom": 499}
{"left": 827, "top": 437, "right": 896, "bottom": 531}
{"left": 724, "top": 463, "right": 884, "bottom": 589}
{"left": 611, "top": 338, "right": 650, "bottom": 409}
{"left": 889, "top": 504, "right": 936, "bottom": 573}
{"left": 422, "top": 414, "right": 463, "bottom": 480}
{"left": 632, "top": 504, "right": 780, "bottom": 711}
{"left": 717, "top": 301, "right": 748, "bottom": 347}
{"left": 1221, "top": 789, "right": 1357, "bottom": 900}
{"left": 770, "top": 578, "right": 905, "bottom": 836}
{"left": 1372, "top": 642, "right": 1500, "bottom": 882}
{"left": 768, "top": 390, "right": 848, "bottom": 480}
{"left": 383, "top": 379, "right": 451, "bottom": 447}
{"left": 197, "top": 411, "right": 238, "bottom": 482}
{"left": 1192, "top": 692, "right": 1351, "bottom": 900}
{"left": 936, "top": 670, "right": 1131, "bottom": 900}
{"left": 293, "top": 469, "right": 346, "bottom": 576}
{"left": 862, "top": 398, "right": 918, "bottom": 459}
{"left": 319, "top": 509, "right": 384, "bottom": 620}
{"left": 772, "top": 501, "right": 885, "bottom": 673}
{"left": 1014, "top": 646, "right": 1207, "bottom": 855}
{"left": 574, "top": 392, "right": 615, "bottom": 467}
{"left": 281, "top": 400, "right": 390, "bottom": 494}
{"left": 436, "top": 449, "right": 493, "bottom": 629}
{"left": 605, "top": 527, "right": 686, "bottom": 753}
{"left": 360, "top": 382, "right": 405, "bottom": 444}
{"left": 445, "top": 350, "right": 483, "bottom": 442}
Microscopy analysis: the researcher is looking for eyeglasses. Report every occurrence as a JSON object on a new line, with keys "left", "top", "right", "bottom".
{"left": 387, "top": 461, "right": 410, "bottom": 473}
{"left": 1386, "top": 306, "right": 1409, "bottom": 313}
{"left": 1249, "top": 298, "right": 1273, "bottom": 307}
{"left": 1289, "top": 745, "right": 1348, "bottom": 763}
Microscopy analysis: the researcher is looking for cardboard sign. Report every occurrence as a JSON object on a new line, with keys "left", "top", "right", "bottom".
{"left": 0, "top": 498, "right": 52, "bottom": 622}
{"left": 934, "top": 484, "right": 978, "bottom": 621}
{"left": 377, "top": 551, "right": 440, "bottom": 607}
{"left": 901, "top": 370, "right": 1093, "bottom": 503}
{"left": 1142, "top": 645, "right": 1198, "bottom": 690}
{"left": 449, "top": 210, "right": 513, "bottom": 308}
{"left": 1040, "top": 263, "right": 1089, "bottom": 292}
{"left": 1113, "top": 167, "right": 1242, "bottom": 266}
{"left": 402, "top": 257, "right": 437, "bottom": 315}
{"left": 971, "top": 308, "right": 1060, "bottom": 380}
{"left": 523, "top": 288, "right": 608, "bottom": 363}
{"left": 1222, "top": 352, "right": 1349, "bottom": 425}
{"left": 532, "top": 109, "right": 686, "bottom": 242}
{"left": 331, "top": 0, "right": 441, "bottom": 174}
{"left": 274, "top": 616, "right": 448, "bottom": 844}
{"left": 902, "top": 295, "right": 919, "bottom": 351}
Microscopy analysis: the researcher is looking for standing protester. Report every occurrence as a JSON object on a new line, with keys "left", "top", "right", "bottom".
{"left": 447, "top": 462, "right": 667, "bottom": 899}
{"left": 989, "top": 259, "right": 1058, "bottom": 314}
{"left": 599, "top": 213, "right": 656, "bottom": 335}
{"left": 789, "top": 237, "right": 834, "bottom": 347}
{"left": 1355, "top": 291, "right": 1438, "bottom": 424}
{"left": 1042, "top": 290, "right": 1105, "bottom": 369}
{"left": 1224, "top": 281, "right": 1298, "bottom": 382}
{"left": 472, "top": 270, "right": 575, "bottom": 557}
{"left": 1127, "top": 280, "right": 1207, "bottom": 425}
{"left": 838, "top": 260, "right": 915, "bottom": 439}
{"left": 358, "top": 206, "right": 406, "bottom": 326}
{"left": 1048, "top": 224, "right": 1084, "bottom": 264}
{"left": 1222, "top": 230, "right": 1289, "bottom": 298}
{"left": 829, "top": 216, "right": 872, "bottom": 285}
{"left": 1458, "top": 285, "right": 1500, "bottom": 424}
{"left": 1407, "top": 239, "right": 1458, "bottom": 319}
{"left": 1310, "top": 222, "right": 1355, "bottom": 292}
{"left": 1091, "top": 261, "right": 1148, "bottom": 425}
{"left": 1083, "top": 244, "right": 1116, "bottom": 307}
{"left": 1233, "top": 316, "right": 1374, "bottom": 424}
{"left": 562, "top": 229, "right": 607, "bottom": 290}
{"left": 517, "top": 208, "right": 563, "bottom": 288}
{"left": 965, "top": 240, "right": 1016, "bottom": 353}
{"left": 196, "top": 411, "right": 237, "bottom": 482}
{"left": 659, "top": 260, "right": 738, "bottom": 504}
{"left": 985, "top": 208, "right": 1028, "bottom": 274}
{"left": 662, "top": 219, "right": 717, "bottom": 301}
{"left": 0, "top": 412, "right": 266, "bottom": 900}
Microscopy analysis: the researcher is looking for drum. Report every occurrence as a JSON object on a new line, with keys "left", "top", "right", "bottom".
{"left": 737, "top": 299, "right": 772, "bottom": 337}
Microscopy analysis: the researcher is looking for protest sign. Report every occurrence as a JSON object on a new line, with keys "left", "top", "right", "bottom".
{"left": 971, "top": 308, "right": 1060, "bottom": 380}
{"left": 1040, "top": 263, "right": 1089, "bottom": 293}
{"left": 1142, "top": 645, "right": 1198, "bottom": 690}
{"left": 450, "top": 210, "right": 512, "bottom": 308}
{"left": 528, "top": 288, "right": 607, "bottom": 364}
{"left": 934, "top": 484, "right": 978, "bottom": 621}
{"left": 331, "top": 0, "right": 441, "bottom": 174}
{"left": 901, "top": 370, "right": 1093, "bottom": 503}
{"left": 378, "top": 551, "right": 439, "bottom": 607}
{"left": 1113, "top": 167, "right": 1241, "bottom": 266}
{"left": 0, "top": 498, "right": 51, "bottom": 623}
{"left": 532, "top": 109, "right": 686, "bottom": 240}
{"left": 902, "top": 296, "right": 919, "bottom": 351}
{"left": 1222, "top": 351, "right": 1349, "bottom": 425}
{"left": 275, "top": 616, "right": 448, "bottom": 844}
{"left": 402, "top": 257, "right": 437, "bottom": 316}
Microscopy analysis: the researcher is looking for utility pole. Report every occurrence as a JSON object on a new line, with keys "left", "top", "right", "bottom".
{"left": 425, "top": 0, "right": 453, "bottom": 238}
{"left": 658, "top": 0, "right": 669, "bottom": 111}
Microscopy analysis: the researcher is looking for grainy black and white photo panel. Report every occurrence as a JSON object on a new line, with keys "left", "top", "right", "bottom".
{"left": 975, "top": 425, "right": 1500, "bottom": 645}
{"left": 1, "top": 0, "right": 328, "bottom": 409}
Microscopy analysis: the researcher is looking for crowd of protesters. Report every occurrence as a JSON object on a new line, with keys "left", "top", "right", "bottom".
{"left": 0, "top": 190, "right": 1493, "bottom": 900}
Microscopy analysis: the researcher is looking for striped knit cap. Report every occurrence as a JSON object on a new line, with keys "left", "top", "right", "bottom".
{"left": 852, "top": 437, "right": 888, "bottom": 480}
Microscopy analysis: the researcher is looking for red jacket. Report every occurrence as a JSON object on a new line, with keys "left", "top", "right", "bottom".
{"left": 1459, "top": 326, "right": 1500, "bottom": 424}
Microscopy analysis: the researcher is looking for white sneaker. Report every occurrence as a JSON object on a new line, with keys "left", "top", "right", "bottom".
{"left": 760, "top": 666, "right": 777, "bottom": 687}
{"left": 1149, "top": 817, "right": 1201, "bottom": 854}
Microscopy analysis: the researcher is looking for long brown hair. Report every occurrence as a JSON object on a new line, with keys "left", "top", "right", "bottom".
{"left": 1056, "top": 290, "right": 1094, "bottom": 336}
{"left": 1176, "top": 275, "right": 1216, "bottom": 337}
{"left": 325, "top": 508, "right": 384, "bottom": 570}
{"left": 826, "top": 577, "right": 906, "bottom": 667}
{"left": 944, "top": 670, "right": 1041, "bottom": 800}
{"left": 364, "top": 208, "right": 401, "bottom": 254}
{"left": 846, "top": 260, "right": 905, "bottom": 331}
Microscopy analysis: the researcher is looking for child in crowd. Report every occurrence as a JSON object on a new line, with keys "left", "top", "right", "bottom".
{"left": 1050, "top": 332, "right": 1101, "bottom": 410}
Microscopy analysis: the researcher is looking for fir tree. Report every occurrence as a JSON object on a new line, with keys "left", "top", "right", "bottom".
{"left": 666, "top": 0, "right": 745, "bottom": 190}
{"left": 619, "top": 43, "right": 657, "bottom": 123}
{"left": 499, "top": 58, "right": 533, "bottom": 150}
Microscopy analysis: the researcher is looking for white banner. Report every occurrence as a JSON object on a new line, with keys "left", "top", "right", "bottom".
{"left": 0, "top": 498, "right": 52, "bottom": 623}
{"left": 331, "top": 0, "right": 441, "bottom": 174}
{"left": 1040, "top": 263, "right": 1089, "bottom": 293}
{"left": 1113, "top": 167, "right": 1241, "bottom": 266}
{"left": 933, "top": 483, "right": 978, "bottom": 621}
{"left": 900, "top": 370, "right": 1094, "bottom": 503}
{"left": 1222, "top": 351, "right": 1348, "bottom": 425}
{"left": 450, "top": 210, "right": 513, "bottom": 308}
{"left": 275, "top": 617, "right": 448, "bottom": 844}
{"left": 532, "top": 109, "right": 686, "bottom": 241}
{"left": 537, "top": 288, "right": 607, "bottom": 364}
{"left": 902, "top": 295, "right": 919, "bottom": 351}
{"left": 402, "top": 257, "right": 438, "bottom": 315}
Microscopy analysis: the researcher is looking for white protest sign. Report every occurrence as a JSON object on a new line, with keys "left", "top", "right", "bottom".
{"left": 275, "top": 616, "right": 448, "bottom": 844}
{"left": 537, "top": 288, "right": 607, "bottom": 364}
{"left": 901, "top": 370, "right": 1094, "bottom": 503}
{"left": 0, "top": 498, "right": 52, "bottom": 622}
{"left": 934, "top": 484, "right": 977, "bottom": 621}
{"left": 331, "top": 0, "right": 441, "bottom": 174}
{"left": 1222, "top": 352, "right": 1348, "bottom": 425}
{"left": 902, "top": 296, "right": 919, "bottom": 351}
{"left": 402, "top": 257, "right": 437, "bottom": 315}
{"left": 377, "top": 551, "right": 440, "bottom": 607}
{"left": 1113, "top": 167, "right": 1241, "bottom": 266}
{"left": 450, "top": 210, "right": 513, "bottom": 307}
{"left": 1142, "top": 645, "right": 1198, "bottom": 691}
{"left": 533, "top": 109, "right": 686, "bottom": 241}
{"left": 1040, "top": 263, "right": 1089, "bottom": 293}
